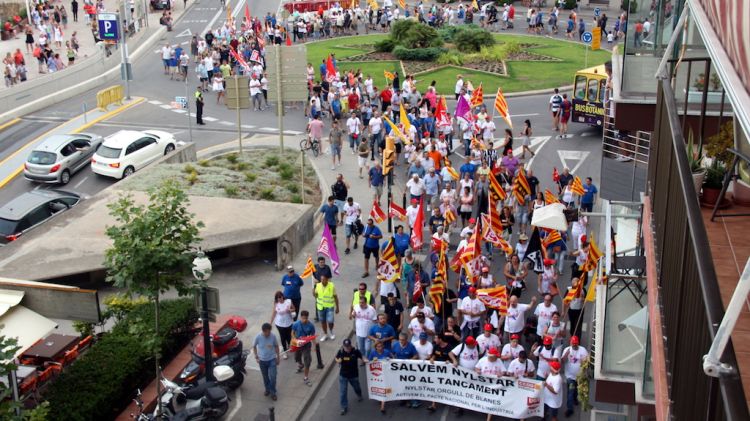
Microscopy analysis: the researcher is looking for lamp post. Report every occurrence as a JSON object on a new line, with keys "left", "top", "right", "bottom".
{"left": 192, "top": 250, "right": 214, "bottom": 381}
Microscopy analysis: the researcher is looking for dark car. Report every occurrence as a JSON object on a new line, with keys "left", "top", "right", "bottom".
{"left": 0, "top": 190, "right": 81, "bottom": 244}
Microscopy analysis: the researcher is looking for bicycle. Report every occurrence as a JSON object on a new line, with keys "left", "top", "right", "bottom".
{"left": 300, "top": 136, "right": 320, "bottom": 157}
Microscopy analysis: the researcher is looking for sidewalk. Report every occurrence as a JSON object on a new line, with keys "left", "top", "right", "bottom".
{"left": 0, "top": 0, "right": 190, "bottom": 91}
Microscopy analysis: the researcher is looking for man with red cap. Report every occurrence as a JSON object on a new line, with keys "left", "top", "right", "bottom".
{"left": 533, "top": 335, "right": 561, "bottom": 381}
{"left": 449, "top": 335, "right": 481, "bottom": 370}
{"left": 460, "top": 217, "right": 476, "bottom": 238}
{"left": 475, "top": 346, "right": 504, "bottom": 377}
{"left": 561, "top": 336, "right": 589, "bottom": 416}
{"left": 459, "top": 287, "right": 486, "bottom": 339}
{"left": 543, "top": 360, "right": 564, "bottom": 421}
{"left": 538, "top": 258, "right": 559, "bottom": 296}
{"left": 477, "top": 323, "right": 501, "bottom": 354}
{"left": 501, "top": 333, "right": 525, "bottom": 370}
{"left": 405, "top": 197, "right": 421, "bottom": 232}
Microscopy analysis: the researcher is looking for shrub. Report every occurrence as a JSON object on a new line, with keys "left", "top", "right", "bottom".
{"left": 374, "top": 37, "right": 397, "bottom": 52}
{"left": 392, "top": 46, "right": 444, "bottom": 62}
{"left": 438, "top": 24, "right": 481, "bottom": 42}
{"left": 225, "top": 153, "right": 239, "bottom": 164}
{"left": 224, "top": 185, "right": 239, "bottom": 197}
{"left": 260, "top": 188, "right": 275, "bottom": 200}
{"left": 186, "top": 171, "right": 198, "bottom": 185}
{"left": 453, "top": 27, "right": 495, "bottom": 53}
{"left": 245, "top": 172, "right": 257, "bottom": 182}
{"left": 183, "top": 164, "right": 196, "bottom": 174}
{"left": 198, "top": 159, "right": 210, "bottom": 167}
{"left": 45, "top": 299, "right": 198, "bottom": 421}
{"left": 265, "top": 155, "right": 280, "bottom": 167}
{"left": 501, "top": 41, "right": 522, "bottom": 57}
{"left": 291, "top": 194, "right": 303, "bottom": 204}
{"left": 233, "top": 162, "right": 248, "bottom": 171}
{"left": 437, "top": 52, "right": 464, "bottom": 66}
{"left": 286, "top": 183, "right": 299, "bottom": 194}
{"left": 390, "top": 19, "right": 443, "bottom": 49}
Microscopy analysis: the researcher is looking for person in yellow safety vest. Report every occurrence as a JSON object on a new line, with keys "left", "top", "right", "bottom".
{"left": 313, "top": 276, "right": 339, "bottom": 342}
{"left": 349, "top": 282, "right": 374, "bottom": 317}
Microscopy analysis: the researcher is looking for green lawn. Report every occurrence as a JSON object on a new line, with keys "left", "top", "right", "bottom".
{"left": 305, "top": 33, "right": 611, "bottom": 94}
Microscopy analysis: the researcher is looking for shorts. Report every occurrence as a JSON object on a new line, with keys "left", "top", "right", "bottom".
{"left": 331, "top": 143, "right": 342, "bottom": 156}
{"left": 358, "top": 156, "right": 368, "bottom": 167}
{"left": 363, "top": 246, "right": 379, "bottom": 259}
{"left": 372, "top": 185, "right": 383, "bottom": 198}
{"left": 162, "top": 59, "right": 169, "bottom": 67}
{"left": 581, "top": 202, "right": 593, "bottom": 212}
{"left": 345, "top": 223, "right": 356, "bottom": 237}
{"left": 295, "top": 343, "right": 312, "bottom": 368}
{"left": 334, "top": 200, "right": 346, "bottom": 213}
{"left": 327, "top": 223, "right": 337, "bottom": 236}
{"left": 544, "top": 405, "right": 559, "bottom": 417}
{"left": 552, "top": 110, "right": 560, "bottom": 117}
{"left": 317, "top": 307, "right": 335, "bottom": 324}
{"left": 395, "top": 142, "right": 402, "bottom": 153}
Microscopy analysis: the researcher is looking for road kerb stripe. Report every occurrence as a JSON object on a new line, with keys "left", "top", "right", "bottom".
{"left": 0, "top": 118, "right": 21, "bottom": 132}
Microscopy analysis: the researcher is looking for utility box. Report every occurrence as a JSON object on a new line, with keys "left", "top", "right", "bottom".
{"left": 225, "top": 75, "right": 250, "bottom": 109}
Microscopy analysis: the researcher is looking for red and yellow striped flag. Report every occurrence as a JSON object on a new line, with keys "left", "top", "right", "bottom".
{"left": 563, "top": 274, "right": 585, "bottom": 303}
{"left": 470, "top": 83, "right": 484, "bottom": 107}
{"left": 544, "top": 189, "right": 560, "bottom": 205}
{"left": 384, "top": 69, "right": 395, "bottom": 80}
{"left": 493, "top": 87, "right": 513, "bottom": 128}
{"left": 429, "top": 281, "right": 445, "bottom": 313}
{"left": 459, "top": 218, "right": 482, "bottom": 272}
{"left": 581, "top": 235, "right": 603, "bottom": 272}
{"left": 585, "top": 270, "right": 598, "bottom": 302}
{"left": 512, "top": 168, "right": 532, "bottom": 203}
{"left": 489, "top": 171, "right": 507, "bottom": 200}
{"left": 377, "top": 238, "right": 400, "bottom": 282}
{"left": 477, "top": 286, "right": 508, "bottom": 315}
{"left": 399, "top": 0, "right": 406, "bottom": 9}
{"left": 444, "top": 207, "right": 457, "bottom": 225}
{"left": 543, "top": 229, "right": 563, "bottom": 248}
{"left": 571, "top": 176, "right": 585, "bottom": 196}
{"left": 470, "top": 137, "right": 486, "bottom": 150}
{"left": 300, "top": 256, "right": 315, "bottom": 279}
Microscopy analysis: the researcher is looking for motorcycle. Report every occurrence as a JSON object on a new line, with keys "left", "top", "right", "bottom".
{"left": 156, "top": 366, "right": 233, "bottom": 420}
{"left": 178, "top": 346, "right": 249, "bottom": 389}
{"left": 130, "top": 389, "right": 155, "bottom": 421}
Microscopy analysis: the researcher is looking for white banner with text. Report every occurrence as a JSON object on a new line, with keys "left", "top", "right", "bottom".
{"left": 366, "top": 359, "right": 543, "bottom": 419}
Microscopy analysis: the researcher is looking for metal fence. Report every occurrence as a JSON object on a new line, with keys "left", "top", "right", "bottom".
{"left": 647, "top": 78, "right": 748, "bottom": 420}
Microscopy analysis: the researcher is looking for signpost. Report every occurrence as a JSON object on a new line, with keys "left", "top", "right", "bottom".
{"left": 97, "top": 13, "right": 119, "bottom": 41}
{"left": 582, "top": 31, "right": 592, "bottom": 68}
{"left": 266, "top": 44, "right": 308, "bottom": 151}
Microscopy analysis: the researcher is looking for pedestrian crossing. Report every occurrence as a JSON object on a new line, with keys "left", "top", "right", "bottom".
{"left": 143, "top": 99, "right": 304, "bottom": 135}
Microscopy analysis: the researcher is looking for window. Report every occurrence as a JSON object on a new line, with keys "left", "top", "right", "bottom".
{"left": 58, "top": 196, "right": 80, "bottom": 207}
{"left": 587, "top": 79, "right": 599, "bottom": 102}
{"left": 24, "top": 204, "right": 53, "bottom": 227}
{"left": 599, "top": 79, "right": 607, "bottom": 102}
{"left": 60, "top": 143, "right": 77, "bottom": 157}
{"left": 125, "top": 141, "right": 140, "bottom": 156}
{"left": 27, "top": 151, "right": 57, "bottom": 165}
{"left": 97, "top": 146, "right": 122, "bottom": 159}
{"left": 71, "top": 138, "right": 91, "bottom": 149}
{"left": 138, "top": 137, "right": 157, "bottom": 149}
{"left": 574, "top": 75, "right": 587, "bottom": 100}
{"left": 0, "top": 218, "right": 21, "bottom": 236}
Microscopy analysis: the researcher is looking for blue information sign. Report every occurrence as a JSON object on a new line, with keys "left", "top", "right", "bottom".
{"left": 97, "top": 13, "right": 119, "bottom": 41}
{"left": 582, "top": 31, "right": 593, "bottom": 43}
{"left": 594, "top": 7, "right": 601, "bottom": 17}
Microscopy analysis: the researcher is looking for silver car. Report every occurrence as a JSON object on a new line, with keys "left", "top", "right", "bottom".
{"left": 24, "top": 133, "right": 104, "bottom": 185}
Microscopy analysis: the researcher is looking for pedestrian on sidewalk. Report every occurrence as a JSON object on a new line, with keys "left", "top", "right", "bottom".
{"left": 195, "top": 87, "right": 205, "bottom": 125}
{"left": 313, "top": 276, "right": 339, "bottom": 341}
{"left": 71, "top": 0, "right": 78, "bottom": 22}
{"left": 335, "top": 338, "right": 365, "bottom": 415}
{"left": 361, "top": 217, "right": 382, "bottom": 278}
{"left": 281, "top": 265, "right": 304, "bottom": 321}
{"left": 292, "top": 310, "right": 316, "bottom": 386}
{"left": 270, "top": 291, "right": 295, "bottom": 358}
{"left": 253, "top": 323, "right": 280, "bottom": 401}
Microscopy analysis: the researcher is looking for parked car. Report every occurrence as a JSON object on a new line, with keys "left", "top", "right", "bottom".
{"left": 23, "top": 133, "right": 104, "bottom": 185}
{"left": 0, "top": 190, "right": 81, "bottom": 244}
{"left": 91, "top": 130, "right": 177, "bottom": 179}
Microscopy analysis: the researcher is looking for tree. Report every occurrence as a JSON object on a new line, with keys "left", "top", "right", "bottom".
{"left": 104, "top": 179, "right": 204, "bottom": 415}
{"left": 0, "top": 331, "right": 50, "bottom": 420}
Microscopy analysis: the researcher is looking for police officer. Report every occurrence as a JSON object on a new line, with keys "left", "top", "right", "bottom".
{"left": 195, "top": 86, "right": 205, "bottom": 125}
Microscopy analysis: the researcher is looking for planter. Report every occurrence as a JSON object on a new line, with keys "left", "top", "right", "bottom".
{"left": 692, "top": 169, "right": 706, "bottom": 198}
{"left": 0, "top": 30, "right": 10, "bottom": 41}
{"left": 685, "top": 89, "right": 725, "bottom": 104}
{"left": 734, "top": 179, "right": 750, "bottom": 206}
{"left": 701, "top": 187, "right": 732, "bottom": 209}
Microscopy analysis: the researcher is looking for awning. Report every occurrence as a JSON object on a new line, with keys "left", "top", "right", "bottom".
{"left": 531, "top": 203, "right": 569, "bottom": 231}
{"left": 0, "top": 305, "right": 58, "bottom": 360}
{"left": 0, "top": 289, "right": 24, "bottom": 317}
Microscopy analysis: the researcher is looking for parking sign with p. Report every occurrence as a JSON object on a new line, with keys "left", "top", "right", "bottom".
{"left": 97, "top": 13, "right": 119, "bottom": 41}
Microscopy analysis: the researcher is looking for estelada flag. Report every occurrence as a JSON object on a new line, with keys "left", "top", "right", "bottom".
{"left": 489, "top": 171, "right": 507, "bottom": 200}
{"left": 370, "top": 201, "right": 387, "bottom": 224}
{"left": 480, "top": 214, "right": 513, "bottom": 255}
{"left": 542, "top": 230, "right": 563, "bottom": 248}
{"left": 581, "top": 235, "right": 603, "bottom": 272}
{"left": 300, "top": 256, "right": 315, "bottom": 279}
{"left": 470, "top": 82, "right": 484, "bottom": 107}
{"left": 544, "top": 189, "right": 560, "bottom": 205}
{"left": 434, "top": 246, "right": 448, "bottom": 282}
{"left": 388, "top": 202, "right": 407, "bottom": 221}
{"left": 459, "top": 217, "right": 482, "bottom": 272}
{"left": 377, "top": 238, "right": 400, "bottom": 282}
{"left": 384, "top": 69, "right": 395, "bottom": 80}
{"left": 493, "top": 87, "right": 513, "bottom": 128}
{"left": 512, "top": 168, "right": 532, "bottom": 203}
{"left": 477, "top": 286, "right": 508, "bottom": 315}
{"left": 409, "top": 197, "right": 424, "bottom": 249}
{"left": 571, "top": 176, "right": 585, "bottom": 196}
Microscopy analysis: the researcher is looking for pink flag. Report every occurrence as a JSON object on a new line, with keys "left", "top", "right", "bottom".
{"left": 454, "top": 95, "right": 472, "bottom": 123}
{"left": 244, "top": 4, "right": 251, "bottom": 24}
{"left": 318, "top": 224, "right": 341, "bottom": 275}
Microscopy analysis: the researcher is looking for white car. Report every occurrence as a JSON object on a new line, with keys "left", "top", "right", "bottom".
{"left": 91, "top": 130, "right": 177, "bottom": 179}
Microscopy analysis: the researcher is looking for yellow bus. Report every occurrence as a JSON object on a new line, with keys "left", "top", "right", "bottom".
{"left": 571, "top": 64, "right": 608, "bottom": 126}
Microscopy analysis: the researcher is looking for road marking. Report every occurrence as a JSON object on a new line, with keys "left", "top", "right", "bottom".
{"left": 201, "top": 0, "right": 232, "bottom": 36}
{"left": 159, "top": 104, "right": 173, "bottom": 109}
{"left": 148, "top": 100, "right": 163, "bottom": 105}
{"left": 557, "top": 149, "right": 591, "bottom": 174}
{"left": 241, "top": 124, "right": 255, "bottom": 129}
{"left": 440, "top": 406, "right": 450, "bottom": 421}
{"left": 219, "top": 121, "right": 233, "bottom": 126}
{"left": 283, "top": 130, "right": 303, "bottom": 135}
{"left": 73, "top": 175, "right": 89, "bottom": 189}
{"left": 227, "top": 388, "right": 242, "bottom": 420}
{"left": 259, "top": 127, "right": 278, "bottom": 132}
{"left": 0, "top": 118, "right": 21, "bottom": 131}
{"left": 527, "top": 135, "right": 554, "bottom": 168}
{"left": 172, "top": 109, "right": 187, "bottom": 114}
{"left": 203, "top": 116, "right": 219, "bottom": 122}
{"left": 176, "top": 28, "right": 192, "bottom": 37}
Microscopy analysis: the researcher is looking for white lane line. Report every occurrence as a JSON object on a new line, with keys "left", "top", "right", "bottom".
{"left": 527, "top": 135, "right": 554, "bottom": 168}
{"left": 500, "top": 112, "right": 540, "bottom": 118}
{"left": 241, "top": 124, "right": 256, "bottom": 129}
{"left": 159, "top": 104, "right": 172, "bottom": 109}
{"left": 258, "top": 127, "right": 278, "bottom": 132}
{"left": 226, "top": 388, "right": 242, "bottom": 420}
{"left": 201, "top": 2, "right": 228, "bottom": 35}
{"left": 203, "top": 116, "right": 219, "bottom": 122}
{"left": 219, "top": 121, "right": 234, "bottom": 126}
{"left": 172, "top": 109, "right": 187, "bottom": 114}
{"left": 283, "top": 130, "right": 303, "bottom": 135}
{"left": 148, "top": 100, "right": 163, "bottom": 105}
{"left": 73, "top": 175, "right": 89, "bottom": 189}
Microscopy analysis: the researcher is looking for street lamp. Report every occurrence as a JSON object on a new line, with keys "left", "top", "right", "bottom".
{"left": 192, "top": 250, "right": 214, "bottom": 381}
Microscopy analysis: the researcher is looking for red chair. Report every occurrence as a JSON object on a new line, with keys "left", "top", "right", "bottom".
{"left": 63, "top": 346, "right": 79, "bottom": 366}
{"left": 78, "top": 335, "right": 94, "bottom": 352}
{"left": 36, "top": 367, "right": 54, "bottom": 385}
{"left": 18, "top": 374, "right": 38, "bottom": 397}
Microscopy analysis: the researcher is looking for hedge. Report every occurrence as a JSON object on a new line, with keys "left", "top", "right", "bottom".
{"left": 452, "top": 27, "right": 496, "bottom": 53}
{"left": 374, "top": 37, "right": 397, "bottom": 53}
{"left": 392, "top": 46, "right": 445, "bottom": 62}
{"left": 44, "top": 298, "right": 198, "bottom": 421}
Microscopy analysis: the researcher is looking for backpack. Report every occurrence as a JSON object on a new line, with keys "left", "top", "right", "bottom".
{"left": 457, "top": 342, "right": 485, "bottom": 360}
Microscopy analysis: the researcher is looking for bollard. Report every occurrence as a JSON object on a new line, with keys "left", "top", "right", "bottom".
{"left": 269, "top": 407, "right": 275, "bottom": 421}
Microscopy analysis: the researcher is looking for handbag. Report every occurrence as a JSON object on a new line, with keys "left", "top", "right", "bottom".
{"left": 354, "top": 218, "right": 364, "bottom": 236}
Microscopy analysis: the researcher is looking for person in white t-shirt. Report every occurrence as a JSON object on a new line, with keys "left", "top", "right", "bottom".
{"left": 459, "top": 287, "right": 486, "bottom": 339}
{"left": 533, "top": 335, "right": 561, "bottom": 380}
{"left": 449, "top": 336, "right": 481, "bottom": 370}
{"left": 502, "top": 294, "right": 537, "bottom": 342}
{"left": 408, "top": 312, "right": 435, "bottom": 343}
{"left": 475, "top": 347, "right": 504, "bottom": 378}
{"left": 351, "top": 296, "right": 377, "bottom": 357}
{"left": 409, "top": 301, "right": 435, "bottom": 319}
{"left": 406, "top": 174, "right": 426, "bottom": 202}
{"left": 543, "top": 361, "right": 564, "bottom": 420}
{"left": 534, "top": 294, "right": 558, "bottom": 342}
{"left": 343, "top": 197, "right": 361, "bottom": 254}
{"left": 270, "top": 291, "right": 296, "bottom": 359}
{"left": 346, "top": 113, "right": 362, "bottom": 153}
{"left": 561, "top": 336, "right": 589, "bottom": 416}
{"left": 476, "top": 323, "right": 501, "bottom": 354}
{"left": 501, "top": 333, "right": 525, "bottom": 369}
{"left": 414, "top": 332, "right": 434, "bottom": 360}
{"left": 507, "top": 350, "right": 535, "bottom": 378}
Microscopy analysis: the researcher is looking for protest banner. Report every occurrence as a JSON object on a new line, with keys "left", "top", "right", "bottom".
{"left": 366, "top": 359, "right": 543, "bottom": 418}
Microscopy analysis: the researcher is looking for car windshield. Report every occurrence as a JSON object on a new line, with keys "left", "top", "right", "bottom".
{"left": 97, "top": 146, "right": 122, "bottom": 159}
{"left": 0, "top": 218, "right": 19, "bottom": 236}
{"left": 27, "top": 151, "right": 57, "bottom": 165}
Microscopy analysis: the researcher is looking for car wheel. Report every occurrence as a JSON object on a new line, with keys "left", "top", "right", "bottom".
{"left": 60, "top": 170, "right": 71, "bottom": 185}
{"left": 122, "top": 166, "right": 135, "bottom": 178}
{"left": 164, "top": 143, "right": 175, "bottom": 155}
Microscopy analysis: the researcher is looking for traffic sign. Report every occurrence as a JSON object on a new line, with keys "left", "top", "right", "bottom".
{"left": 97, "top": 13, "right": 119, "bottom": 41}
{"left": 594, "top": 7, "right": 601, "bottom": 17}
{"left": 591, "top": 27, "right": 602, "bottom": 51}
{"left": 581, "top": 31, "right": 593, "bottom": 44}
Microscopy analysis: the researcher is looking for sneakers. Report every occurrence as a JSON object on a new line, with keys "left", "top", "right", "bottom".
{"left": 329, "top": 333, "right": 336, "bottom": 340}
{"left": 357, "top": 394, "right": 363, "bottom": 402}
{"left": 353, "top": 243, "right": 358, "bottom": 249}
{"left": 304, "top": 377, "right": 312, "bottom": 386}
{"left": 345, "top": 248, "right": 350, "bottom": 254}
{"left": 320, "top": 334, "right": 328, "bottom": 342}
{"left": 283, "top": 353, "right": 288, "bottom": 360}
{"left": 340, "top": 408, "right": 347, "bottom": 415}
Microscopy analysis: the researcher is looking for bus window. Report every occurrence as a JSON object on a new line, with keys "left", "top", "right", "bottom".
{"left": 587, "top": 79, "right": 599, "bottom": 102}
{"left": 575, "top": 75, "right": 587, "bottom": 100}
{"left": 599, "top": 79, "right": 607, "bottom": 102}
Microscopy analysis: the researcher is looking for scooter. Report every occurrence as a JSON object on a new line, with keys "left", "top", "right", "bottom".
{"left": 178, "top": 347, "right": 249, "bottom": 390}
{"left": 130, "top": 389, "right": 155, "bottom": 421}
{"left": 156, "top": 365, "right": 233, "bottom": 420}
